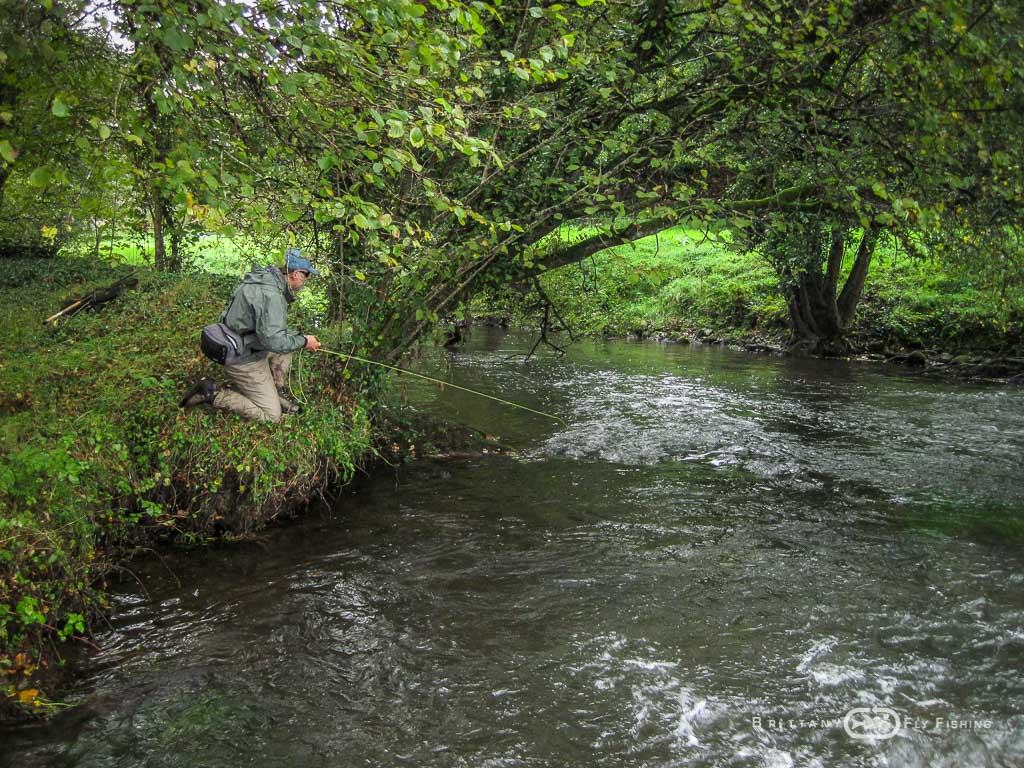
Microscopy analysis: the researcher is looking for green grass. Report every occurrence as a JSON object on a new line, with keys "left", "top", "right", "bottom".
{"left": 0, "top": 255, "right": 374, "bottom": 717}
{"left": 59, "top": 233, "right": 282, "bottom": 276}
{"left": 854, "top": 245, "right": 1023, "bottom": 351}
{"left": 487, "top": 227, "right": 785, "bottom": 338}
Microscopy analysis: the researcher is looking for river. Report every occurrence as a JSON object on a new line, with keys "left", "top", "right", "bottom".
{"left": 3, "top": 330, "right": 1023, "bottom": 767}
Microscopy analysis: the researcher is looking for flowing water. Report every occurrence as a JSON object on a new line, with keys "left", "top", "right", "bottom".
{"left": 4, "top": 330, "right": 1024, "bottom": 767}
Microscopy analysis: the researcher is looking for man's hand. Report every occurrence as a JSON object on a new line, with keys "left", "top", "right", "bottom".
{"left": 304, "top": 334, "right": 321, "bottom": 351}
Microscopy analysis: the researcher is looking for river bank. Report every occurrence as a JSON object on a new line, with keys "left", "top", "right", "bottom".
{"left": 0, "top": 256, "right": 379, "bottom": 719}
{"left": 647, "top": 331, "right": 1024, "bottom": 384}
{"left": 473, "top": 227, "right": 1024, "bottom": 378}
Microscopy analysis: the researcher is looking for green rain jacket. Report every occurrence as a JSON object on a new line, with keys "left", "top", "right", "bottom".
{"left": 220, "top": 266, "right": 307, "bottom": 362}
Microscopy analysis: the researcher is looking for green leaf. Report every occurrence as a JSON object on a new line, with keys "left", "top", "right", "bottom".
{"left": 409, "top": 126, "right": 425, "bottom": 148}
{"left": 51, "top": 96, "right": 70, "bottom": 118}
{"left": 98, "top": 124, "right": 111, "bottom": 140}
{"left": 29, "top": 166, "right": 51, "bottom": 187}
{"left": 161, "top": 28, "right": 192, "bottom": 52}
{"left": 0, "top": 140, "right": 15, "bottom": 163}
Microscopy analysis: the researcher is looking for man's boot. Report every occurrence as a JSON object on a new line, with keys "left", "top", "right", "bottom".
{"left": 277, "top": 387, "right": 303, "bottom": 415}
{"left": 179, "top": 378, "right": 218, "bottom": 408}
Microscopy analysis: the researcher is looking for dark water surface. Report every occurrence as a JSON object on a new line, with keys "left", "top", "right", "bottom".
{"left": 4, "top": 330, "right": 1024, "bottom": 767}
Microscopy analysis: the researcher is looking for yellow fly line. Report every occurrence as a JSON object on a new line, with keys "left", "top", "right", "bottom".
{"left": 314, "top": 347, "right": 567, "bottom": 426}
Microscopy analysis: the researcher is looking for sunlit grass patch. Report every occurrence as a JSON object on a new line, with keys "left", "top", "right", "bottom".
{"left": 59, "top": 233, "right": 272, "bottom": 276}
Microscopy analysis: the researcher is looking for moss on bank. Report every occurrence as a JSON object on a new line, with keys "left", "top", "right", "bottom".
{"left": 0, "top": 256, "right": 376, "bottom": 718}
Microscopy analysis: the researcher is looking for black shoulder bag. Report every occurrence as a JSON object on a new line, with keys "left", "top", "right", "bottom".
{"left": 199, "top": 290, "right": 248, "bottom": 365}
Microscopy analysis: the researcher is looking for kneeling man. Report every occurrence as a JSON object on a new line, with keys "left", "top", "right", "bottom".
{"left": 181, "top": 248, "right": 321, "bottom": 422}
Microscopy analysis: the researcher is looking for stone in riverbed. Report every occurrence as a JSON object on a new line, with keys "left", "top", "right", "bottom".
{"left": 906, "top": 350, "right": 927, "bottom": 367}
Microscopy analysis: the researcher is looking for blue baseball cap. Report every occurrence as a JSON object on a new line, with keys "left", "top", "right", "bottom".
{"left": 285, "top": 247, "right": 320, "bottom": 276}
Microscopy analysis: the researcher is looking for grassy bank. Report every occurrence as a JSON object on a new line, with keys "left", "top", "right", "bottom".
{"left": 483, "top": 227, "right": 1024, "bottom": 357}
{"left": 0, "top": 256, "right": 376, "bottom": 717}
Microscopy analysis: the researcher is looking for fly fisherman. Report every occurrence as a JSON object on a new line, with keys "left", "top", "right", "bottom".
{"left": 179, "top": 248, "right": 321, "bottom": 422}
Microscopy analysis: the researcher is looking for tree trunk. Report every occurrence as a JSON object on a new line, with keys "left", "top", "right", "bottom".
{"left": 824, "top": 228, "right": 845, "bottom": 293}
{"left": 169, "top": 228, "right": 182, "bottom": 272}
{"left": 326, "top": 230, "right": 349, "bottom": 330}
{"left": 785, "top": 225, "right": 878, "bottom": 355}
{"left": 335, "top": 231, "right": 345, "bottom": 327}
{"left": 837, "top": 226, "right": 878, "bottom": 327}
{"left": 788, "top": 268, "right": 843, "bottom": 353}
{"left": 149, "top": 187, "right": 165, "bottom": 271}
{"left": 0, "top": 165, "right": 10, "bottom": 212}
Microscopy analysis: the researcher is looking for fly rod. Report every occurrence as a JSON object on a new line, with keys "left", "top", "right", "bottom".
{"left": 315, "top": 347, "right": 567, "bottom": 426}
